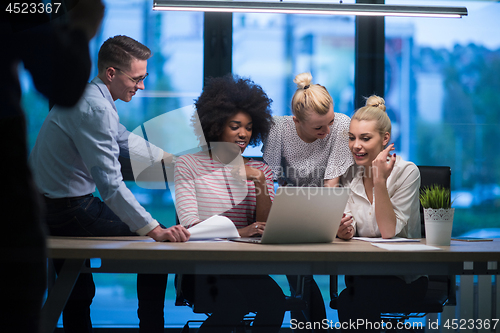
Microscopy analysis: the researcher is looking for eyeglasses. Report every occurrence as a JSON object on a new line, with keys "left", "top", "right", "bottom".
{"left": 109, "top": 67, "right": 148, "bottom": 84}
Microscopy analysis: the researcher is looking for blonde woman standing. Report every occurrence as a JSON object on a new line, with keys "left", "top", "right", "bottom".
{"left": 262, "top": 72, "right": 353, "bottom": 187}
{"left": 262, "top": 73, "right": 354, "bottom": 332}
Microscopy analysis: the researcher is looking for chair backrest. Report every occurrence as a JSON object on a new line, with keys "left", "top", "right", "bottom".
{"left": 417, "top": 166, "right": 451, "bottom": 237}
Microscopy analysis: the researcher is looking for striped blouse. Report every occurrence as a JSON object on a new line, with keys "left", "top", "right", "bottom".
{"left": 174, "top": 151, "right": 275, "bottom": 229}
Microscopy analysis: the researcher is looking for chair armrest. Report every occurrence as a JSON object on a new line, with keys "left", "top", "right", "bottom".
{"left": 329, "top": 275, "right": 339, "bottom": 309}
{"left": 447, "top": 275, "right": 457, "bottom": 306}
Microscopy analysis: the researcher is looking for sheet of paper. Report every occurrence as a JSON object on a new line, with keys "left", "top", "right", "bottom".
{"left": 187, "top": 215, "right": 240, "bottom": 241}
{"left": 371, "top": 243, "right": 442, "bottom": 251}
{"left": 186, "top": 238, "right": 231, "bottom": 243}
{"left": 353, "top": 237, "right": 419, "bottom": 243}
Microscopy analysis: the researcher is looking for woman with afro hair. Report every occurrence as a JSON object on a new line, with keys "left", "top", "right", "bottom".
{"left": 173, "top": 74, "right": 286, "bottom": 333}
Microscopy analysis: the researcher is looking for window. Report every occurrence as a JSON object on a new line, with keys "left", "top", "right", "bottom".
{"left": 385, "top": 0, "right": 500, "bottom": 237}
{"left": 233, "top": 12, "right": 355, "bottom": 156}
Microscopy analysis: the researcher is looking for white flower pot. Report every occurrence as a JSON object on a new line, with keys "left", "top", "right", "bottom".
{"left": 424, "top": 208, "right": 455, "bottom": 246}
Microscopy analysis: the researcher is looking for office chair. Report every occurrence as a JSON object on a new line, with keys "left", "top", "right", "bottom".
{"left": 329, "top": 165, "right": 455, "bottom": 332}
{"left": 175, "top": 274, "right": 308, "bottom": 333}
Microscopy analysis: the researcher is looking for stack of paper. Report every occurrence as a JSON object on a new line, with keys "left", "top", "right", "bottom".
{"left": 353, "top": 237, "right": 419, "bottom": 243}
{"left": 371, "top": 243, "right": 442, "bottom": 251}
{"left": 187, "top": 215, "right": 240, "bottom": 241}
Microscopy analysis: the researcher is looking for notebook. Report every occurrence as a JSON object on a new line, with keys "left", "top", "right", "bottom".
{"left": 231, "top": 186, "right": 350, "bottom": 244}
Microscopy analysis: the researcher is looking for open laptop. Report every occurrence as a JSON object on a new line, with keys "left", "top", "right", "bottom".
{"left": 232, "top": 186, "right": 350, "bottom": 244}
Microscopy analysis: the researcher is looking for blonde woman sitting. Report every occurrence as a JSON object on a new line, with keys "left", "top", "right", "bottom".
{"left": 337, "top": 95, "right": 427, "bottom": 332}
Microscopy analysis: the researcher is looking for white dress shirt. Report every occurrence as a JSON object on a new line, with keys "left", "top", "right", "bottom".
{"left": 341, "top": 156, "right": 421, "bottom": 239}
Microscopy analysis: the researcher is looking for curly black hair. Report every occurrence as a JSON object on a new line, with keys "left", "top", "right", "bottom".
{"left": 192, "top": 74, "right": 274, "bottom": 147}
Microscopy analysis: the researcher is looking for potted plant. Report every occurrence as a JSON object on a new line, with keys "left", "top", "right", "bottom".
{"left": 420, "top": 185, "right": 454, "bottom": 246}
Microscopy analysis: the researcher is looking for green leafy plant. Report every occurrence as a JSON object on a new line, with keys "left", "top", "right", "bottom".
{"left": 420, "top": 185, "right": 452, "bottom": 209}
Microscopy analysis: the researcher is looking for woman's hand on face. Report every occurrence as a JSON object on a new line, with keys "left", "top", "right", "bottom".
{"left": 337, "top": 214, "right": 354, "bottom": 240}
{"left": 371, "top": 143, "right": 396, "bottom": 185}
{"left": 238, "top": 222, "right": 266, "bottom": 237}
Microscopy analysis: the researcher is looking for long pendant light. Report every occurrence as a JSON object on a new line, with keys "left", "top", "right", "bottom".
{"left": 153, "top": 0, "right": 468, "bottom": 18}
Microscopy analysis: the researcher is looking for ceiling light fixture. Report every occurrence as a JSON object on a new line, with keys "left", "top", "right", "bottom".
{"left": 153, "top": 1, "right": 468, "bottom": 18}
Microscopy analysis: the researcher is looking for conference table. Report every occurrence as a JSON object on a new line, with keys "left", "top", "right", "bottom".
{"left": 42, "top": 236, "right": 500, "bottom": 333}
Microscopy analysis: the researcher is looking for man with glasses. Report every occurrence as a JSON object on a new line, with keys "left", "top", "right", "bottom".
{"left": 30, "top": 35, "right": 190, "bottom": 333}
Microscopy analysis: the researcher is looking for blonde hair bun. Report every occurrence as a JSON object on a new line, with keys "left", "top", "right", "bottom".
{"left": 293, "top": 72, "right": 313, "bottom": 89}
{"left": 353, "top": 94, "right": 391, "bottom": 137}
{"left": 365, "top": 95, "right": 386, "bottom": 112}
{"left": 291, "top": 72, "right": 332, "bottom": 121}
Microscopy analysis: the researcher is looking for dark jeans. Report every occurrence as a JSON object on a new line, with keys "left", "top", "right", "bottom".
{"left": 337, "top": 275, "right": 429, "bottom": 333}
{"left": 43, "top": 194, "right": 165, "bottom": 333}
{"left": 179, "top": 274, "right": 286, "bottom": 333}
{"left": 286, "top": 275, "right": 328, "bottom": 333}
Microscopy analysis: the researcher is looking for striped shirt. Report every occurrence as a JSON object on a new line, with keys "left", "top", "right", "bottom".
{"left": 174, "top": 151, "right": 275, "bottom": 229}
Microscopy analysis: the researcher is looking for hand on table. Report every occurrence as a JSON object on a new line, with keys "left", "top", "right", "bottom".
{"left": 238, "top": 222, "right": 266, "bottom": 238}
{"left": 147, "top": 225, "right": 190, "bottom": 242}
{"left": 337, "top": 214, "right": 354, "bottom": 240}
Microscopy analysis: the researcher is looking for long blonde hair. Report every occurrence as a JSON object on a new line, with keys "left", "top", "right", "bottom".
{"left": 291, "top": 72, "right": 333, "bottom": 122}
{"left": 352, "top": 95, "right": 391, "bottom": 137}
